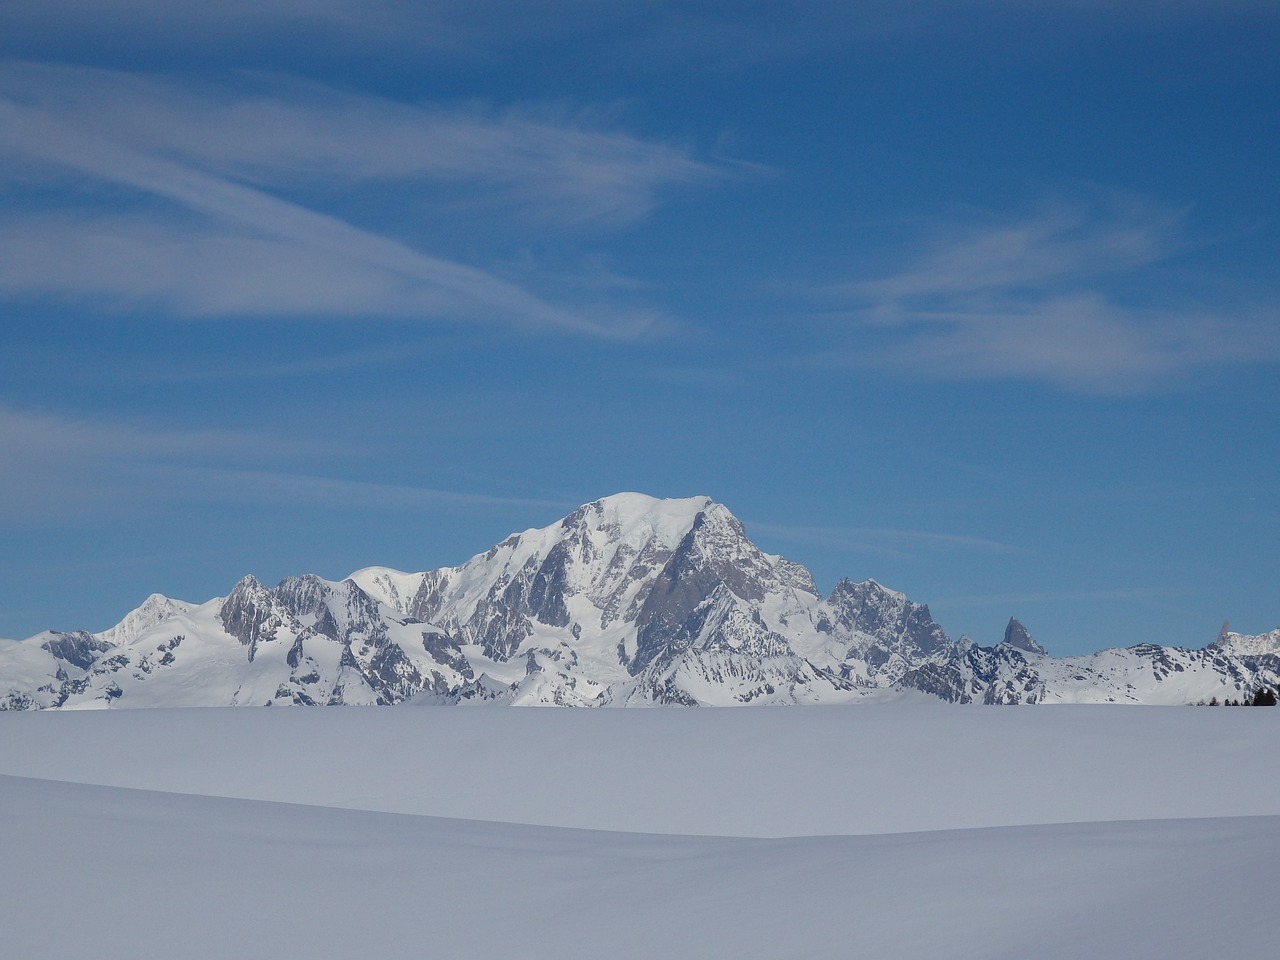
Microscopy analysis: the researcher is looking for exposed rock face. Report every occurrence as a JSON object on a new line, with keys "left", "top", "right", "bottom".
{"left": 1001, "top": 618, "right": 1047, "bottom": 656}
{"left": 2, "top": 492, "right": 1278, "bottom": 709}
{"left": 39, "top": 632, "right": 113, "bottom": 671}
{"left": 218, "top": 576, "right": 283, "bottom": 660}
{"left": 819, "top": 579, "right": 952, "bottom": 686}
{"left": 1209, "top": 626, "right": 1280, "bottom": 658}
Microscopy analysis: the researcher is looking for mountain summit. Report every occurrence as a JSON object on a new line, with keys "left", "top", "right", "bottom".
{"left": 2, "top": 493, "right": 1277, "bottom": 709}
{"left": 1001, "top": 618, "right": 1047, "bottom": 655}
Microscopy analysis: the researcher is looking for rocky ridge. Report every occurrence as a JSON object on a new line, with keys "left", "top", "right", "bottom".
{"left": 2, "top": 493, "right": 1277, "bottom": 709}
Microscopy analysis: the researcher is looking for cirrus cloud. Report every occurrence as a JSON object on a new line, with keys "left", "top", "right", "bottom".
{"left": 0, "top": 62, "right": 721, "bottom": 333}
{"left": 827, "top": 197, "right": 1280, "bottom": 393}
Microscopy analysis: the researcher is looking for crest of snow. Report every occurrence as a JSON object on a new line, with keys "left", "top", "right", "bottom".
{"left": 421, "top": 492, "right": 716, "bottom": 624}
{"left": 346, "top": 567, "right": 426, "bottom": 616}
{"left": 0, "top": 638, "right": 61, "bottom": 704}
{"left": 583, "top": 492, "right": 715, "bottom": 547}
{"left": 94, "top": 593, "right": 193, "bottom": 647}
{"left": 862, "top": 578, "right": 907, "bottom": 601}
{"left": 1213, "top": 628, "right": 1280, "bottom": 657}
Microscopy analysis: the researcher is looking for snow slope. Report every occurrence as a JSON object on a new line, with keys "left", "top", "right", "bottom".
{"left": 2, "top": 703, "right": 1279, "bottom": 835}
{"left": 1, "top": 706, "right": 1277, "bottom": 958}
{"left": 4, "top": 774, "right": 1275, "bottom": 960}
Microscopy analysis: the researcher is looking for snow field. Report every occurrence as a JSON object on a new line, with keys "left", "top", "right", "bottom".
{"left": 2, "top": 704, "right": 1277, "bottom": 958}
{"left": 2, "top": 703, "right": 1278, "bottom": 835}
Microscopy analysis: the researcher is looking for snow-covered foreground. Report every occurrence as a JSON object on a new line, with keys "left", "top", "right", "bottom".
{"left": 2, "top": 705, "right": 1277, "bottom": 957}
{"left": 3, "top": 703, "right": 1279, "bottom": 835}
{"left": 4, "top": 774, "right": 1275, "bottom": 960}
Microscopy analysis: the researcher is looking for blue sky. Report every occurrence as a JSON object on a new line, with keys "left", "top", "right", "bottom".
{"left": 1, "top": 1, "right": 1277, "bottom": 655}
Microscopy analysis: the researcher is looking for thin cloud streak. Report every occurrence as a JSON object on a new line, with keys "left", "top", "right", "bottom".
{"left": 937, "top": 587, "right": 1180, "bottom": 607}
{"left": 747, "top": 520, "right": 1026, "bottom": 560}
{"left": 0, "top": 60, "right": 723, "bottom": 331}
{"left": 0, "top": 98, "right": 655, "bottom": 335}
{"left": 847, "top": 200, "right": 1179, "bottom": 304}
{"left": 5, "top": 1, "right": 1267, "bottom": 64}
{"left": 828, "top": 197, "right": 1280, "bottom": 393}
{"left": 0, "top": 404, "right": 281, "bottom": 462}
{"left": 147, "top": 466, "right": 579, "bottom": 516}
{"left": 0, "top": 214, "right": 534, "bottom": 321}
{"left": 0, "top": 405, "right": 299, "bottom": 522}
{"left": 0, "top": 62, "right": 717, "bottom": 229}
{"left": 0, "top": 405, "right": 577, "bottom": 523}
{"left": 141, "top": 344, "right": 427, "bottom": 383}
{"left": 3, "top": 0, "right": 358, "bottom": 30}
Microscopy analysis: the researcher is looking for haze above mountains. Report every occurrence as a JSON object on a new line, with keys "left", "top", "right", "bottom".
{"left": 2, "top": 493, "right": 1276, "bottom": 709}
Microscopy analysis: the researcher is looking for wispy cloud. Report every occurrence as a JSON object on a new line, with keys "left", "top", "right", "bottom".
{"left": 826, "top": 196, "right": 1280, "bottom": 392}
{"left": 141, "top": 343, "right": 427, "bottom": 383}
{"left": 0, "top": 99, "right": 635, "bottom": 334}
{"left": 0, "top": 405, "right": 279, "bottom": 462}
{"left": 0, "top": 1, "right": 479, "bottom": 56}
{"left": 0, "top": 209, "right": 650, "bottom": 330}
{"left": 935, "top": 586, "right": 1183, "bottom": 608}
{"left": 0, "top": 405, "right": 575, "bottom": 522}
{"left": 0, "top": 405, "right": 288, "bottom": 521}
{"left": 5, "top": 2, "right": 1266, "bottom": 66}
{"left": 144, "top": 466, "right": 578, "bottom": 515}
{"left": 3, "top": 0, "right": 359, "bottom": 29}
{"left": 0, "top": 62, "right": 716, "bottom": 331}
{"left": 0, "top": 63, "right": 715, "bottom": 228}
{"left": 747, "top": 520, "right": 1025, "bottom": 560}
{"left": 850, "top": 199, "right": 1178, "bottom": 304}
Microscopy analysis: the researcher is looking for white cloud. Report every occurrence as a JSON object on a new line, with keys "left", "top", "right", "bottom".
{"left": 934, "top": 586, "right": 1179, "bottom": 608}
{"left": 0, "top": 63, "right": 715, "bottom": 229}
{"left": 0, "top": 0, "right": 441, "bottom": 51}
{"left": 747, "top": 520, "right": 1025, "bottom": 559}
{"left": 850, "top": 199, "right": 1179, "bottom": 305}
{"left": 0, "top": 215, "right": 429, "bottom": 319}
{"left": 832, "top": 198, "right": 1280, "bottom": 393}
{"left": 0, "top": 213, "right": 584, "bottom": 322}
{"left": 0, "top": 405, "right": 274, "bottom": 462}
{"left": 4, "top": 1, "right": 1265, "bottom": 63}
{"left": 0, "top": 405, "right": 573, "bottom": 522}
{"left": 0, "top": 98, "right": 593, "bottom": 331}
{"left": 0, "top": 405, "right": 281, "bottom": 522}
{"left": 144, "top": 466, "right": 577, "bottom": 515}
{"left": 0, "top": 63, "right": 716, "bottom": 331}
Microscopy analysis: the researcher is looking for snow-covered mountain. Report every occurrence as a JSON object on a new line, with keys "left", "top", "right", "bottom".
{"left": 2, "top": 493, "right": 1277, "bottom": 708}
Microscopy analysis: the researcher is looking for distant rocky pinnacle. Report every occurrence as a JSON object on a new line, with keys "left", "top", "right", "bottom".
{"left": 1001, "top": 618, "right": 1047, "bottom": 656}
{"left": 2, "top": 493, "right": 1277, "bottom": 709}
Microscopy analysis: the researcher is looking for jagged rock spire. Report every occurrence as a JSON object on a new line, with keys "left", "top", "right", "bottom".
{"left": 1002, "top": 617, "right": 1046, "bottom": 655}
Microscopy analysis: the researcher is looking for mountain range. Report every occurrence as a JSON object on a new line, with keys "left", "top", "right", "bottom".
{"left": 2, "top": 493, "right": 1277, "bottom": 709}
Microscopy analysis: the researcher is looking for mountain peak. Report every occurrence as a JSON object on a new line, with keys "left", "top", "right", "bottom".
{"left": 568, "top": 493, "right": 717, "bottom": 548}
{"left": 585, "top": 491, "right": 713, "bottom": 515}
{"left": 828, "top": 578, "right": 908, "bottom": 604}
{"left": 1211, "top": 625, "right": 1280, "bottom": 657}
{"left": 93, "top": 592, "right": 192, "bottom": 647}
{"left": 5, "top": 492, "right": 1276, "bottom": 709}
{"left": 1001, "top": 617, "right": 1046, "bottom": 655}
{"left": 863, "top": 578, "right": 906, "bottom": 601}
{"left": 824, "top": 577, "right": 951, "bottom": 661}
